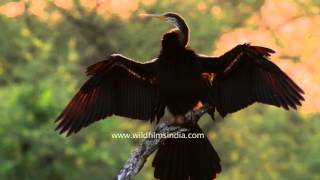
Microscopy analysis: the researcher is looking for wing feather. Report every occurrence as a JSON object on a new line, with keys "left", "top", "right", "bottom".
{"left": 55, "top": 55, "right": 159, "bottom": 136}
{"left": 199, "top": 44, "right": 304, "bottom": 117}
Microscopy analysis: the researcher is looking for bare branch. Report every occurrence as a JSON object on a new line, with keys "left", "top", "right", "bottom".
{"left": 49, "top": 1, "right": 112, "bottom": 55}
{"left": 115, "top": 105, "right": 212, "bottom": 180}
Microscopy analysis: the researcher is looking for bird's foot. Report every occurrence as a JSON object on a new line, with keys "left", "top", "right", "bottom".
{"left": 184, "top": 110, "right": 197, "bottom": 127}
{"left": 168, "top": 115, "right": 185, "bottom": 126}
{"left": 168, "top": 110, "right": 198, "bottom": 127}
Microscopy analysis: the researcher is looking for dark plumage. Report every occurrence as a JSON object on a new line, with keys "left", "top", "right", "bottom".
{"left": 55, "top": 12, "right": 304, "bottom": 179}
{"left": 152, "top": 124, "right": 221, "bottom": 180}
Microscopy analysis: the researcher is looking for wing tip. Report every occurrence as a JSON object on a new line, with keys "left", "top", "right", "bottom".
{"left": 55, "top": 124, "right": 74, "bottom": 137}
{"left": 249, "top": 45, "right": 276, "bottom": 57}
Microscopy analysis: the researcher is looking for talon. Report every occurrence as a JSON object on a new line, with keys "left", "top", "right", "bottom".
{"left": 169, "top": 115, "right": 185, "bottom": 125}
{"left": 184, "top": 110, "right": 196, "bottom": 127}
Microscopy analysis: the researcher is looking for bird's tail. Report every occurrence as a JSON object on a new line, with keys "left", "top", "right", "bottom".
{"left": 152, "top": 124, "right": 221, "bottom": 180}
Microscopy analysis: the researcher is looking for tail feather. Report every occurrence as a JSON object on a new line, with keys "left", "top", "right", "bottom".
{"left": 152, "top": 124, "right": 221, "bottom": 180}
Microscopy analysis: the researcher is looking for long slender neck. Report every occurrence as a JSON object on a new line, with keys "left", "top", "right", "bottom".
{"left": 175, "top": 19, "right": 189, "bottom": 47}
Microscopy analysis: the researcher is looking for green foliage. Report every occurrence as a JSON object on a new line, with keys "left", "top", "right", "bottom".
{"left": 208, "top": 107, "right": 320, "bottom": 180}
{"left": 0, "top": 0, "right": 319, "bottom": 180}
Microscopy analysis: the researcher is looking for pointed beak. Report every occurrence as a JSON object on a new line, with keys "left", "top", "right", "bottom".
{"left": 140, "top": 13, "right": 166, "bottom": 20}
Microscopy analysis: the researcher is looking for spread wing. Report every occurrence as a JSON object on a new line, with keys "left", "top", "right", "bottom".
{"left": 199, "top": 44, "right": 304, "bottom": 117}
{"left": 55, "top": 54, "right": 160, "bottom": 136}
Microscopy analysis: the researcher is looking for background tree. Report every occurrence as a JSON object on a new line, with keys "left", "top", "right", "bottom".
{"left": 0, "top": 0, "right": 319, "bottom": 179}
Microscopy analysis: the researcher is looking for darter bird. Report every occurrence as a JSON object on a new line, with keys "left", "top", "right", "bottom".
{"left": 55, "top": 12, "right": 304, "bottom": 180}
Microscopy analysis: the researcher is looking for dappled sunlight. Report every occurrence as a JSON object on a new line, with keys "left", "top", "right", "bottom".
{"left": 197, "top": 2, "right": 207, "bottom": 12}
{"left": 276, "top": 16, "right": 320, "bottom": 56}
{"left": 277, "top": 60, "right": 320, "bottom": 113}
{"left": 0, "top": 1, "right": 25, "bottom": 18}
{"left": 214, "top": 28, "right": 277, "bottom": 54}
{"left": 80, "top": 0, "right": 98, "bottom": 9}
{"left": 29, "top": 0, "right": 48, "bottom": 20}
{"left": 110, "top": 0, "right": 138, "bottom": 18}
{"left": 0, "top": 0, "right": 139, "bottom": 20}
{"left": 211, "top": 5, "right": 222, "bottom": 16}
{"left": 260, "top": 0, "right": 300, "bottom": 29}
{"left": 95, "top": 0, "right": 110, "bottom": 15}
{"left": 142, "top": 0, "right": 155, "bottom": 6}
{"left": 54, "top": 0, "right": 73, "bottom": 10}
{"left": 214, "top": 0, "right": 320, "bottom": 113}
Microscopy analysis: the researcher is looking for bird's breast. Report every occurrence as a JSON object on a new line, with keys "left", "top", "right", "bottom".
{"left": 155, "top": 53, "right": 208, "bottom": 115}
{"left": 157, "top": 58, "right": 204, "bottom": 96}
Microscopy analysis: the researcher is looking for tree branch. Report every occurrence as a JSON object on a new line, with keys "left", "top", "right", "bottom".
{"left": 49, "top": 1, "right": 113, "bottom": 55}
{"left": 115, "top": 105, "right": 212, "bottom": 180}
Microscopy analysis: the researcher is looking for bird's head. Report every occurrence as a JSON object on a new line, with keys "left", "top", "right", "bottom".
{"left": 142, "top": 12, "right": 183, "bottom": 27}
{"left": 142, "top": 12, "right": 189, "bottom": 47}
